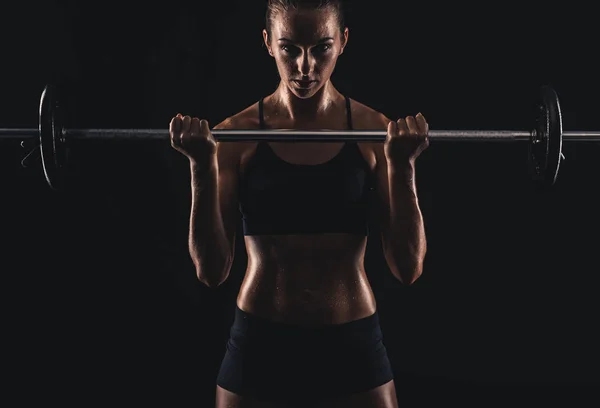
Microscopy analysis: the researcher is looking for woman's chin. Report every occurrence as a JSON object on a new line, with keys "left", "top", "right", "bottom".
{"left": 289, "top": 85, "right": 320, "bottom": 99}
{"left": 292, "top": 89, "right": 314, "bottom": 99}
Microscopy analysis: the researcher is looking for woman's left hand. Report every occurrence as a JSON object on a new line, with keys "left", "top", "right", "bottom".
{"left": 384, "top": 113, "right": 430, "bottom": 166}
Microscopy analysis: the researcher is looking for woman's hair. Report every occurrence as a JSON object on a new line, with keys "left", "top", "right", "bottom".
{"left": 265, "top": 0, "right": 346, "bottom": 37}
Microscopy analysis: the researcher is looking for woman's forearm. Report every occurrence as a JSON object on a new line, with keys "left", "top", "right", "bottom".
{"left": 385, "top": 163, "right": 427, "bottom": 284}
{"left": 188, "top": 160, "right": 232, "bottom": 287}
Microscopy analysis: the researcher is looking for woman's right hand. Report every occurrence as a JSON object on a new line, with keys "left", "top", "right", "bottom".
{"left": 170, "top": 114, "right": 217, "bottom": 166}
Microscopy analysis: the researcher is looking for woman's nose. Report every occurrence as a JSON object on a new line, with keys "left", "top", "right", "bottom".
{"left": 298, "top": 52, "right": 313, "bottom": 76}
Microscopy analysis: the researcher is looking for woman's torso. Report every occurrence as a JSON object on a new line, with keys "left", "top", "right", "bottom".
{"left": 225, "top": 93, "right": 387, "bottom": 325}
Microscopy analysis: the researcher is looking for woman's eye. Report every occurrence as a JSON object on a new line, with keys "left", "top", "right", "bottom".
{"left": 315, "top": 44, "right": 332, "bottom": 52}
{"left": 279, "top": 44, "right": 331, "bottom": 53}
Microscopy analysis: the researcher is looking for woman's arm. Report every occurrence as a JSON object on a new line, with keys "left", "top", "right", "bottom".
{"left": 188, "top": 119, "right": 240, "bottom": 288}
{"left": 372, "top": 116, "right": 428, "bottom": 285}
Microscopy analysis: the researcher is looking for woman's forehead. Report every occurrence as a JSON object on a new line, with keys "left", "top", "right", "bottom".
{"left": 272, "top": 9, "right": 339, "bottom": 41}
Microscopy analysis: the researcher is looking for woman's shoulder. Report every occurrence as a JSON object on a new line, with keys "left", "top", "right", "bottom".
{"left": 212, "top": 101, "right": 262, "bottom": 164}
{"left": 213, "top": 101, "right": 261, "bottom": 130}
{"left": 347, "top": 97, "right": 392, "bottom": 130}
{"left": 347, "top": 97, "right": 393, "bottom": 165}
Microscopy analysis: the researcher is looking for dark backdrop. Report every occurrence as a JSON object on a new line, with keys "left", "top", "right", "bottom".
{"left": 2, "top": 0, "right": 599, "bottom": 406}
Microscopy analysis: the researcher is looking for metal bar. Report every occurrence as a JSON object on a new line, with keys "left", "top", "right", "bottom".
{"left": 67, "top": 128, "right": 166, "bottom": 140}
{"left": 65, "top": 128, "right": 533, "bottom": 142}
{"left": 562, "top": 131, "right": 600, "bottom": 141}
{"left": 1, "top": 128, "right": 599, "bottom": 142}
{"left": 0, "top": 128, "right": 38, "bottom": 138}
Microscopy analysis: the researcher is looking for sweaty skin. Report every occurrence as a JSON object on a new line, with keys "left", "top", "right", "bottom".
{"left": 216, "top": 95, "right": 390, "bottom": 325}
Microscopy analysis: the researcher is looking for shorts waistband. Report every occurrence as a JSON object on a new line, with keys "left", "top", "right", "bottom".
{"left": 230, "top": 306, "right": 383, "bottom": 347}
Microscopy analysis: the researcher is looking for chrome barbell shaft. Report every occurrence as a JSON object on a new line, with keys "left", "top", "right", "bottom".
{"left": 560, "top": 131, "right": 600, "bottom": 141}
{"left": 1, "top": 128, "right": 600, "bottom": 142}
{"left": 69, "top": 129, "right": 534, "bottom": 142}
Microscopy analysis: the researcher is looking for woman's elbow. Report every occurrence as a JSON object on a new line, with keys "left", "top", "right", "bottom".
{"left": 194, "top": 253, "right": 234, "bottom": 289}
{"left": 385, "top": 251, "right": 426, "bottom": 285}
{"left": 197, "top": 272, "right": 229, "bottom": 288}
{"left": 390, "top": 264, "right": 423, "bottom": 285}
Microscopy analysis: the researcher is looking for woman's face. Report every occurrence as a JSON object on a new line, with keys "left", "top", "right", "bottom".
{"left": 264, "top": 7, "right": 348, "bottom": 99}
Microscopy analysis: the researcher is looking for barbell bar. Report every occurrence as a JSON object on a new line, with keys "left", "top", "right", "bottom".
{"left": 0, "top": 128, "right": 540, "bottom": 141}
{"left": 1, "top": 84, "right": 598, "bottom": 190}
{"left": 3, "top": 128, "right": 596, "bottom": 142}
{"left": 4, "top": 128, "right": 600, "bottom": 141}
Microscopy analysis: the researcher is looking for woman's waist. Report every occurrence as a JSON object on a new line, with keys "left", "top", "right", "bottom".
{"left": 237, "top": 267, "right": 376, "bottom": 325}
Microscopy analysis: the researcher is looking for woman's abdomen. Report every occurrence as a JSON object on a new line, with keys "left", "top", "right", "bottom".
{"left": 238, "top": 233, "right": 377, "bottom": 325}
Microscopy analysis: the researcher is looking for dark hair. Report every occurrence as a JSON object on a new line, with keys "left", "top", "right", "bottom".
{"left": 265, "top": 0, "right": 346, "bottom": 37}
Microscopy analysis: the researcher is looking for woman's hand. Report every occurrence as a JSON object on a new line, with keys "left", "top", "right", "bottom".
{"left": 170, "top": 114, "right": 217, "bottom": 167}
{"left": 384, "top": 113, "right": 429, "bottom": 167}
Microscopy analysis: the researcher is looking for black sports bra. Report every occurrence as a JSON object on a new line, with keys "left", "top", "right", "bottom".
{"left": 238, "top": 96, "right": 375, "bottom": 236}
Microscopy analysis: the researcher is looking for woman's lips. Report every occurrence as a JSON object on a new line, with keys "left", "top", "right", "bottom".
{"left": 293, "top": 80, "right": 317, "bottom": 88}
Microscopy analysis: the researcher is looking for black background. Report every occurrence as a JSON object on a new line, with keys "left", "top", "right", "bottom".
{"left": 2, "top": 0, "right": 599, "bottom": 406}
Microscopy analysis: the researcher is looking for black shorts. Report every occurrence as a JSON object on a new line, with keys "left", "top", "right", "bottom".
{"left": 216, "top": 306, "right": 394, "bottom": 403}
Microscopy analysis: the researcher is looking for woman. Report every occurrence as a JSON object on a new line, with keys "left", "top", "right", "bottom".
{"left": 170, "top": 0, "right": 429, "bottom": 406}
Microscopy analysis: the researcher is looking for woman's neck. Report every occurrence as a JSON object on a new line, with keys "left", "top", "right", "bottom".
{"left": 272, "top": 80, "right": 342, "bottom": 121}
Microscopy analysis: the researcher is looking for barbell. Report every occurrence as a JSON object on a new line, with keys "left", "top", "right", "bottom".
{"left": 1, "top": 84, "right": 599, "bottom": 191}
